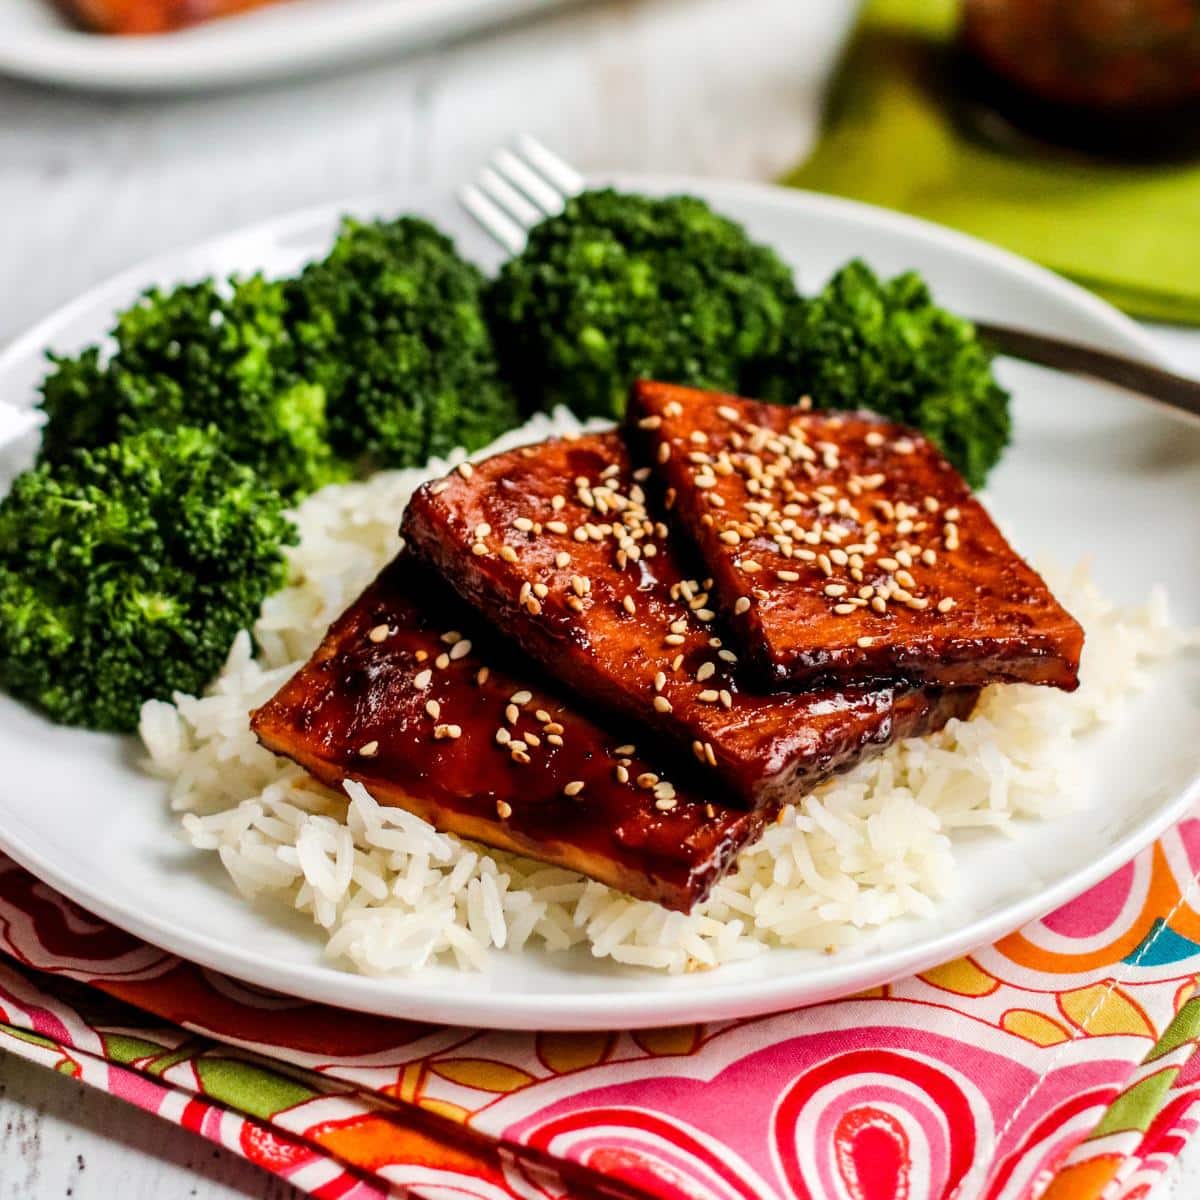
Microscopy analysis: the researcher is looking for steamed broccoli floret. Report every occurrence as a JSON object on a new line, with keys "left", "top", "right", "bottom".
{"left": 39, "top": 276, "right": 347, "bottom": 500}
{"left": 767, "top": 260, "right": 1011, "bottom": 489}
{"left": 487, "top": 189, "right": 801, "bottom": 420}
{"left": 0, "top": 425, "right": 295, "bottom": 732}
{"left": 286, "top": 216, "right": 518, "bottom": 467}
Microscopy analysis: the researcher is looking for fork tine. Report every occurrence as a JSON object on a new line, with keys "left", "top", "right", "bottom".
{"left": 492, "top": 148, "right": 566, "bottom": 216}
{"left": 516, "top": 133, "right": 585, "bottom": 198}
{"left": 477, "top": 166, "right": 543, "bottom": 231}
{"left": 458, "top": 184, "right": 527, "bottom": 255}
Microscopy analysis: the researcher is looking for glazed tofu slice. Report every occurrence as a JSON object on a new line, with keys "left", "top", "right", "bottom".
{"left": 626, "top": 381, "right": 1084, "bottom": 691}
{"left": 252, "top": 557, "right": 766, "bottom": 912}
{"left": 401, "top": 433, "right": 978, "bottom": 812}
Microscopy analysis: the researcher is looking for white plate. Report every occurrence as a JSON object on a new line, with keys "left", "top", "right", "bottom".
{"left": 0, "top": 177, "right": 1197, "bottom": 1031}
{"left": 0, "top": 0, "right": 574, "bottom": 93}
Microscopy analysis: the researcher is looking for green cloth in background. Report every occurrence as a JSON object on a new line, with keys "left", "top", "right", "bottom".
{"left": 784, "top": 0, "right": 1200, "bottom": 324}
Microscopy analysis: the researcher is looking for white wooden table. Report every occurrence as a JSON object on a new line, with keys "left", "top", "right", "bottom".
{"left": 1, "top": 0, "right": 1198, "bottom": 1194}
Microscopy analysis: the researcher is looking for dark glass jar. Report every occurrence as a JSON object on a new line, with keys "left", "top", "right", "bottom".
{"left": 958, "top": 0, "right": 1200, "bottom": 160}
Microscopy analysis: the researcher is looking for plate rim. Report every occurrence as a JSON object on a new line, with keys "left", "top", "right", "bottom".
{"left": 0, "top": 175, "right": 1195, "bottom": 1031}
{"left": 0, "top": 0, "right": 575, "bottom": 92}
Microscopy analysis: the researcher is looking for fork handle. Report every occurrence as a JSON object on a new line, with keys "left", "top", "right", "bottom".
{"left": 974, "top": 320, "right": 1200, "bottom": 423}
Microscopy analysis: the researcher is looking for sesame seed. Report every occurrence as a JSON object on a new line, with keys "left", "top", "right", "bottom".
{"left": 414, "top": 669, "right": 432, "bottom": 689}
{"left": 434, "top": 723, "right": 462, "bottom": 740}
{"left": 510, "top": 690, "right": 532, "bottom": 705}
{"left": 505, "top": 704, "right": 519, "bottom": 724}
{"left": 824, "top": 584, "right": 847, "bottom": 597}
{"left": 495, "top": 728, "right": 511, "bottom": 745}
{"left": 664, "top": 633, "right": 686, "bottom": 646}
{"left": 638, "top": 415, "right": 662, "bottom": 430}
{"left": 425, "top": 699, "right": 441, "bottom": 719}
{"left": 510, "top": 749, "right": 530, "bottom": 765}
{"left": 525, "top": 597, "right": 542, "bottom": 615}
{"left": 718, "top": 405, "right": 739, "bottom": 421}
{"left": 449, "top": 639, "right": 472, "bottom": 660}
{"left": 475, "top": 666, "right": 490, "bottom": 686}
{"left": 474, "top": 522, "right": 491, "bottom": 539}
{"left": 547, "top": 734, "right": 564, "bottom": 746}
{"left": 500, "top": 545, "right": 518, "bottom": 563}
{"left": 937, "top": 597, "right": 956, "bottom": 613}
{"left": 496, "top": 800, "right": 512, "bottom": 819}
{"left": 718, "top": 649, "right": 737, "bottom": 663}
{"left": 704, "top": 742, "right": 717, "bottom": 766}
{"left": 513, "top": 517, "right": 534, "bottom": 532}
{"left": 636, "top": 773, "right": 659, "bottom": 788}
{"left": 435, "top": 653, "right": 450, "bottom": 670}
{"left": 442, "top": 631, "right": 462, "bottom": 644}
{"left": 698, "top": 689, "right": 720, "bottom": 703}
{"left": 734, "top": 596, "right": 751, "bottom": 615}
{"left": 622, "top": 594, "right": 636, "bottom": 615}
{"left": 472, "top": 542, "right": 488, "bottom": 556}
{"left": 653, "top": 696, "right": 673, "bottom": 713}
{"left": 695, "top": 608, "right": 715, "bottom": 622}
{"left": 359, "top": 741, "right": 379, "bottom": 757}
{"left": 563, "top": 780, "right": 585, "bottom": 797}
{"left": 367, "top": 624, "right": 390, "bottom": 643}
{"left": 546, "top": 520, "right": 568, "bottom": 534}
{"left": 696, "top": 661, "right": 716, "bottom": 681}
{"left": 719, "top": 689, "right": 732, "bottom": 708}
{"left": 833, "top": 603, "right": 857, "bottom": 615}
{"left": 776, "top": 569, "right": 800, "bottom": 583}
{"left": 857, "top": 636, "right": 875, "bottom": 648}
{"left": 456, "top": 462, "right": 474, "bottom": 479}
{"left": 720, "top": 530, "right": 741, "bottom": 545}
{"left": 544, "top": 722, "right": 564, "bottom": 735}
{"left": 614, "top": 765, "right": 630, "bottom": 783}
{"left": 865, "top": 431, "right": 885, "bottom": 447}
{"left": 740, "top": 558, "right": 762, "bottom": 573}
{"left": 614, "top": 744, "right": 636, "bottom": 756}
{"left": 655, "top": 797, "right": 678, "bottom": 812}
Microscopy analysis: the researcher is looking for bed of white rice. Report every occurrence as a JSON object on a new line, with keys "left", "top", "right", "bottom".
{"left": 138, "top": 410, "right": 1191, "bottom": 976}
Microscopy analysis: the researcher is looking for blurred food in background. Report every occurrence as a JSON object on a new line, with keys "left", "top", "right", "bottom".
{"left": 959, "top": 0, "right": 1200, "bottom": 158}
{"left": 58, "top": 0, "right": 286, "bottom": 34}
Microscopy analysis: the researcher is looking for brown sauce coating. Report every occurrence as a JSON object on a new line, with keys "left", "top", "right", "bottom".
{"left": 251, "top": 557, "right": 766, "bottom": 911}
{"left": 626, "top": 381, "right": 1084, "bottom": 692}
{"left": 400, "top": 434, "right": 979, "bottom": 812}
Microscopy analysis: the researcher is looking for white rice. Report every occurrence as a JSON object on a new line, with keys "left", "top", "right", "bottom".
{"left": 138, "top": 410, "right": 1192, "bottom": 976}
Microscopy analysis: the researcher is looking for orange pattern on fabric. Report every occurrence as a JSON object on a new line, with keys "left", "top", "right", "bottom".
{"left": 999, "top": 844, "right": 1184, "bottom": 974}
{"left": 1038, "top": 1153, "right": 1121, "bottom": 1200}
{"left": 311, "top": 1112, "right": 494, "bottom": 1177}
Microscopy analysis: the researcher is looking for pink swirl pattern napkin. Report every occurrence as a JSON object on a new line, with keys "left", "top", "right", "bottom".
{"left": 3, "top": 808, "right": 1200, "bottom": 1200}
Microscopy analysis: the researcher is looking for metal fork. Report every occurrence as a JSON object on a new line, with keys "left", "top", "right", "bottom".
{"left": 460, "top": 136, "right": 1200, "bottom": 423}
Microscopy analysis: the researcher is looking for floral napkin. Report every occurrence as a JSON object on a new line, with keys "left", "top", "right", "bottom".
{"left": 4, "top": 808, "right": 1200, "bottom": 1200}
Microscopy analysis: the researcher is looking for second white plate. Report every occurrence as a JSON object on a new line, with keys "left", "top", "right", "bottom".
{"left": 0, "top": 0, "right": 577, "bottom": 92}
